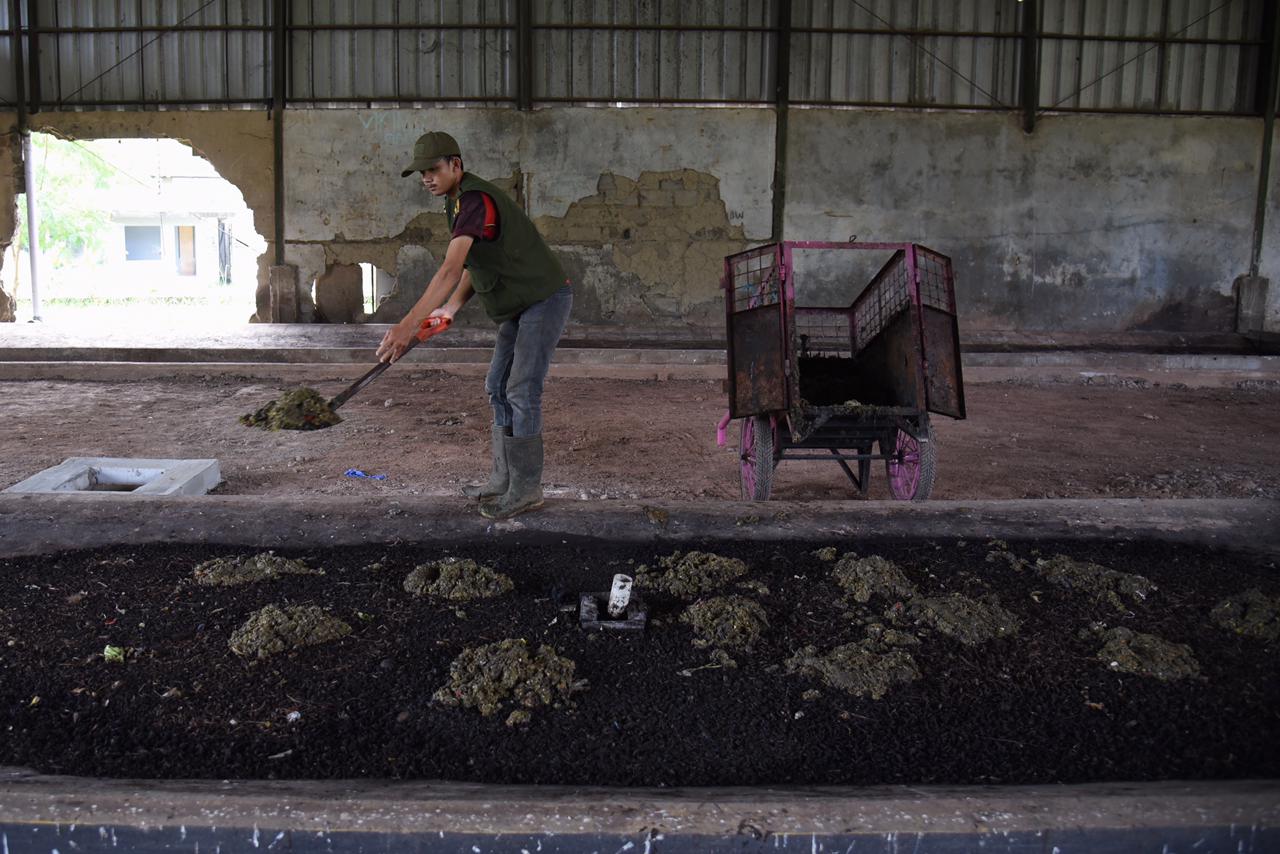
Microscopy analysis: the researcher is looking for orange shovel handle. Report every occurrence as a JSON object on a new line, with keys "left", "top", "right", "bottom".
{"left": 415, "top": 315, "right": 452, "bottom": 341}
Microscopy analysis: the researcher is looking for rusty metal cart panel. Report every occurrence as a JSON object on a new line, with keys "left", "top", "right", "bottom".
{"left": 720, "top": 241, "right": 966, "bottom": 501}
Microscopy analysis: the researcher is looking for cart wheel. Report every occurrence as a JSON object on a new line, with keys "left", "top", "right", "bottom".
{"left": 884, "top": 417, "right": 937, "bottom": 501}
{"left": 740, "top": 415, "right": 776, "bottom": 501}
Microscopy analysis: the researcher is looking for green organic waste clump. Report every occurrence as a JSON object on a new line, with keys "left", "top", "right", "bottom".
{"left": 193, "top": 552, "right": 324, "bottom": 587}
{"left": 635, "top": 551, "right": 748, "bottom": 598}
{"left": 433, "top": 639, "right": 582, "bottom": 718}
{"left": 785, "top": 641, "right": 920, "bottom": 700}
{"left": 832, "top": 554, "right": 918, "bottom": 604}
{"left": 240, "top": 387, "right": 342, "bottom": 431}
{"left": 1034, "top": 554, "right": 1156, "bottom": 611}
{"left": 680, "top": 595, "right": 769, "bottom": 650}
{"left": 1210, "top": 588, "right": 1280, "bottom": 642}
{"left": 895, "top": 593, "right": 1021, "bottom": 646}
{"left": 403, "top": 558, "right": 514, "bottom": 602}
{"left": 229, "top": 605, "right": 352, "bottom": 659}
{"left": 1085, "top": 625, "right": 1200, "bottom": 681}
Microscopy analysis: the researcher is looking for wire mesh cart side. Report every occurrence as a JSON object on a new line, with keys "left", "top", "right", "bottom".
{"left": 721, "top": 241, "right": 966, "bottom": 502}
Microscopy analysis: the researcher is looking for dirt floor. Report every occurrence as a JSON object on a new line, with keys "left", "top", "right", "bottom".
{"left": 0, "top": 538, "right": 1275, "bottom": 784}
{"left": 0, "top": 371, "right": 1277, "bottom": 501}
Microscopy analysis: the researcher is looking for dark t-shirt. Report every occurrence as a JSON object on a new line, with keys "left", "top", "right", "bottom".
{"left": 450, "top": 191, "right": 499, "bottom": 242}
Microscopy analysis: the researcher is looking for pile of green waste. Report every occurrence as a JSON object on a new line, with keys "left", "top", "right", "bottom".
{"left": 192, "top": 552, "right": 323, "bottom": 586}
{"left": 240, "top": 387, "right": 342, "bottom": 431}
{"left": 229, "top": 605, "right": 352, "bottom": 659}
{"left": 634, "top": 551, "right": 748, "bottom": 598}
{"left": 433, "top": 639, "right": 582, "bottom": 723}
{"left": 681, "top": 595, "right": 769, "bottom": 651}
{"left": 403, "top": 558, "right": 514, "bottom": 602}
{"left": 1083, "top": 624, "right": 1201, "bottom": 681}
{"left": 785, "top": 641, "right": 921, "bottom": 700}
{"left": 1210, "top": 588, "right": 1280, "bottom": 642}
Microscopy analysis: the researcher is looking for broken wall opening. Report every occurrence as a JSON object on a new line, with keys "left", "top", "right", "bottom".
{"left": 311, "top": 261, "right": 396, "bottom": 323}
{"left": 1, "top": 133, "right": 266, "bottom": 326}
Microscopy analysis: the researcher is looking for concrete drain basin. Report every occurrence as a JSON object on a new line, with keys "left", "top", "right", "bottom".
{"left": 0, "top": 496, "right": 1276, "bottom": 852}
{"left": 3, "top": 457, "right": 221, "bottom": 496}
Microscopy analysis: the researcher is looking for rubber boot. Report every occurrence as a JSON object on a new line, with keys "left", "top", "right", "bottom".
{"left": 480, "top": 434, "right": 544, "bottom": 519}
{"left": 462, "top": 426, "right": 510, "bottom": 500}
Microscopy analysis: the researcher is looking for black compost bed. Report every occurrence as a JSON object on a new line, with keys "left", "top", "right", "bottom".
{"left": 0, "top": 538, "right": 1276, "bottom": 787}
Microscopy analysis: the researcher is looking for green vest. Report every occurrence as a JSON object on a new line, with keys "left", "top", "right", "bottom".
{"left": 445, "top": 173, "right": 567, "bottom": 323}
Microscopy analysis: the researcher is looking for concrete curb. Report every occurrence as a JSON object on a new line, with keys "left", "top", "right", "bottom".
{"left": 0, "top": 359, "right": 725, "bottom": 382}
{"left": 0, "top": 495, "right": 1277, "bottom": 558}
{"left": 2, "top": 352, "right": 1278, "bottom": 387}
{"left": 0, "top": 769, "right": 1275, "bottom": 852}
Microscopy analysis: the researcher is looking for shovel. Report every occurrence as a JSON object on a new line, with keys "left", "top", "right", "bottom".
{"left": 328, "top": 315, "right": 452, "bottom": 411}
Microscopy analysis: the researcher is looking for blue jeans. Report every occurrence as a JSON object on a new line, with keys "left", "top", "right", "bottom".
{"left": 485, "top": 285, "right": 572, "bottom": 437}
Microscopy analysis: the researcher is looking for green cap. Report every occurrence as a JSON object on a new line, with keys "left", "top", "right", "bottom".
{"left": 401, "top": 131, "right": 461, "bottom": 177}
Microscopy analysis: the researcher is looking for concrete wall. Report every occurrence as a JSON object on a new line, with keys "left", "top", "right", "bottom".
{"left": 3, "top": 105, "right": 1279, "bottom": 333}
{"left": 285, "top": 108, "right": 771, "bottom": 328}
{"left": 786, "top": 110, "right": 1266, "bottom": 333}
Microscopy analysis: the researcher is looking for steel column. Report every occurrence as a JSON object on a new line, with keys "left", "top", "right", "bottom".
{"left": 516, "top": 0, "right": 532, "bottom": 110}
{"left": 1251, "top": 3, "right": 1280, "bottom": 278}
{"left": 272, "top": 0, "right": 287, "bottom": 266}
{"left": 25, "top": 0, "right": 38, "bottom": 111}
{"left": 12, "top": 0, "right": 42, "bottom": 321}
{"left": 770, "top": 0, "right": 791, "bottom": 243}
{"left": 1019, "top": 0, "right": 1039, "bottom": 133}
{"left": 10, "top": 0, "right": 26, "bottom": 127}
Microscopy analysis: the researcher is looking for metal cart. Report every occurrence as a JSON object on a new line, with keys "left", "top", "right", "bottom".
{"left": 719, "top": 241, "right": 966, "bottom": 501}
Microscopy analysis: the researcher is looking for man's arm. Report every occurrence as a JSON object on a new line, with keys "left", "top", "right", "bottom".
{"left": 377, "top": 235, "right": 474, "bottom": 363}
{"left": 437, "top": 268, "right": 475, "bottom": 319}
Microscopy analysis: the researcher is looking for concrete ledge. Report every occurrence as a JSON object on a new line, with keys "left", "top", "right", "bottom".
{"left": 0, "top": 769, "right": 1274, "bottom": 852}
{"left": 1, "top": 323, "right": 1275, "bottom": 354}
{"left": 0, "top": 360, "right": 727, "bottom": 382}
{"left": 0, "top": 345, "right": 726, "bottom": 366}
{"left": 1, "top": 352, "right": 1278, "bottom": 387}
{"left": 0, "top": 496, "right": 1276, "bottom": 558}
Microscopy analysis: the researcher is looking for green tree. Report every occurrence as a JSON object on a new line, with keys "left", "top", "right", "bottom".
{"left": 15, "top": 133, "right": 115, "bottom": 267}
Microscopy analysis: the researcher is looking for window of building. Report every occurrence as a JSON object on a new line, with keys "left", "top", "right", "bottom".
{"left": 124, "top": 225, "right": 163, "bottom": 261}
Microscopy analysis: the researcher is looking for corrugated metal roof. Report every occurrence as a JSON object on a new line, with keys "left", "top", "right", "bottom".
{"left": 790, "top": 0, "right": 1021, "bottom": 108}
{"left": 0, "top": 1, "right": 15, "bottom": 109}
{"left": 290, "top": 0, "right": 514, "bottom": 103}
{"left": 535, "top": 0, "right": 777, "bottom": 103}
{"left": 34, "top": 0, "right": 269, "bottom": 106}
{"left": 4, "top": 0, "right": 1270, "bottom": 115}
{"left": 1040, "top": 0, "right": 1265, "bottom": 113}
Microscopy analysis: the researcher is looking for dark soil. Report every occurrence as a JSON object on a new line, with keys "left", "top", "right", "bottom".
{"left": 1, "top": 538, "right": 1277, "bottom": 786}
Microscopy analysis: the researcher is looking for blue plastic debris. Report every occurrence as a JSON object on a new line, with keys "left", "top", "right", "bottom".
{"left": 344, "top": 469, "right": 388, "bottom": 480}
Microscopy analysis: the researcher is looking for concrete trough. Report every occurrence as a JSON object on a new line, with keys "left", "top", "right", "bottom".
{"left": 0, "top": 495, "right": 1276, "bottom": 851}
{"left": 2, "top": 457, "right": 221, "bottom": 496}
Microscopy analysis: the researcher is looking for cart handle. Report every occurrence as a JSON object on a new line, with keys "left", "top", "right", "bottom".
{"left": 715, "top": 410, "right": 732, "bottom": 448}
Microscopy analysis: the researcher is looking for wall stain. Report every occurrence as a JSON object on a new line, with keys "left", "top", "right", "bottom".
{"left": 299, "top": 168, "right": 749, "bottom": 327}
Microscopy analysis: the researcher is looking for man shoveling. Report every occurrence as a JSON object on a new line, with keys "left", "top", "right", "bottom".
{"left": 376, "top": 131, "right": 573, "bottom": 519}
